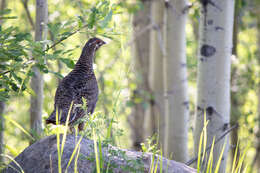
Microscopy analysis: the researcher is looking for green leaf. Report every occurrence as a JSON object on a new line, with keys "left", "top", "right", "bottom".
{"left": 77, "top": 16, "right": 85, "bottom": 28}
{"left": 48, "top": 71, "right": 64, "bottom": 79}
{"left": 0, "top": 9, "right": 11, "bottom": 15}
{"left": 10, "top": 82, "right": 19, "bottom": 92}
{"left": 36, "top": 64, "right": 49, "bottom": 73}
{"left": 88, "top": 7, "right": 98, "bottom": 29}
{"left": 60, "top": 58, "right": 75, "bottom": 69}
{"left": 100, "top": 10, "right": 112, "bottom": 28}
{"left": 10, "top": 72, "right": 22, "bottom": 83}
{"left": 126, "top": 100, "right": 134, "bottom": 107}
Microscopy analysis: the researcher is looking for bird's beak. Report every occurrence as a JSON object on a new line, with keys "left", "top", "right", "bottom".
{"left": 101, "top": 40, "right": 106, "bottom": 45}
{"left": 96, "top": 40, "right": 106, "bottom": 47}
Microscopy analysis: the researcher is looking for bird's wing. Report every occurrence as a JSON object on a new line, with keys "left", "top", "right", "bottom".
{"left": 54, "top": 83, "right": 74, "bottom": 110}
{"left": 73, "top": 76, "right": 99, "bottom": 114}
{"left": 53, "top": 74, "right": 81, "bottom": 123}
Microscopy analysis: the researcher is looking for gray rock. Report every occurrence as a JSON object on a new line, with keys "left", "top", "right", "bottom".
{"left": 3, "top": 135, "right": 196, "bottom": 173}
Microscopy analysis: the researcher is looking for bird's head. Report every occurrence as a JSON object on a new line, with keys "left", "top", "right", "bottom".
{"left": 77, "top": 37, "right": 106, "bottom": 68}
{"left": 84, "top": 37, "right": 106, "bottom": 52}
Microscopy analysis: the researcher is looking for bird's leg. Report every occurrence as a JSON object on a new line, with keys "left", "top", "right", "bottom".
{"left": 78, "top": 122, "right": 85, "bottom": 131}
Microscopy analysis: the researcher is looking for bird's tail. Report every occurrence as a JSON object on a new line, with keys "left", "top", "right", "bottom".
{"left": 46, "top": 111, "right": 56, "bottom": 125}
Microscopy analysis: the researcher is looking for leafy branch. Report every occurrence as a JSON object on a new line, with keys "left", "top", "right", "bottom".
{"left": 0, "top": 23, "right": 88, "bottom": 76}
{"left": 44, "top": 24, "right": 89, "bottom": 52}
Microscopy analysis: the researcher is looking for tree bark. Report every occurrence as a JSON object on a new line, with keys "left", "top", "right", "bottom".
{"left": 129, "top": 0, "right": 151, "bottom": 151}
{"left": 163, "top": 0, "right": 189, "bottom": 162}
{"left": 144, "top": 0, "right": 165, "bottom": 148}
{"left": 0, "top": 101, "right": 4, "bottom": 163}
{"left": 3, "top": 135, "right": 196, "bottom": 173}
{"left": 0, "top": 0, "right": 7, "bottom": 163}
{"left": 30, "top": 0, "right": 48, "bottom": 141}
{"left": 194, "top": 0, "right": 235, "bottom": 172}
{"left": 253, "top": 7, "right": 260, "bottom": 171}
{"left": 230, "top": 0, "right": 241, "bottom": 168}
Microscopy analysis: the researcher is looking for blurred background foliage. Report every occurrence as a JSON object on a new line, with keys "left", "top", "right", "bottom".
{"left": 0, "top": 0, "right": 259, "bottom": 172}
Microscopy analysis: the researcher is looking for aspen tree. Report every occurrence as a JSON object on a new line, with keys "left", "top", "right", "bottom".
{"left": 30, "top": 0, "right": 48, "bottom": 141}
{"left": 194, "top": 0, "right": 234, "bottom": 171}
{"left": 163, "top": 0, "right": 189, "bottom": 162}
{"left": 145, "top": 0, "right": 165, "bottom": 146}
{"left": 129, "top": 0, "right": 151, "bottom": 150}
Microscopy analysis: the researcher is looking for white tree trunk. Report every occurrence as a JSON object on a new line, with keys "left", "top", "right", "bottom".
{"left": 0, "top": 0, "right": 7, "bottom": 163}
{"left": 254, "top": 10, "right": 260, "bottom": 171}
{"left": 30, "top": 0, "right": 48, "bottom": 140}
{"left": 0, "top": 101, "right": 5, "bottom": 163}
{"left": 145, "top": 0, "right": 165, "bottom": 146}
{"left": 163, "top": 0, "right": 189, "bottom": 162}
{"left": 194, "top": 0, "right": 234, "bottom": 172}
{"left": 129, "top": 0, "right": 151, "bottom": 150}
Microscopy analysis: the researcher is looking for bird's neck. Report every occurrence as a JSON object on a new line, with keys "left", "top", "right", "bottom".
{"left": 74, "top": 47, "right": 95, "bottom": 72}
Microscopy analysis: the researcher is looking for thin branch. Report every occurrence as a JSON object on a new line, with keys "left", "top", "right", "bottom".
{"left": 0, "top": 24, "right": 89, "bottom": 76}
{"left": 0, "top": 70, "right": 10, "bottom": 75}
{"left": 0, "top": 59, "right": 35, "bottom": 76}
{"left": 21, "top": 0, "right": 35, "bottom": 30}
{"left": 2, "top": 21, "right": 153, "bottom": 76}
{"left": 98, "top": 23, "right": 154, "bottom": 81}
{"left": 44, "top": 24, "right": 88, "bottom": 52}
{"left": 186, "top": 123, "right": 239, "bottom": 166}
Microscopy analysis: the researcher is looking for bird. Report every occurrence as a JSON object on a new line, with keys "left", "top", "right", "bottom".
{"left": 46, "top": 37, "right": 106, "bottom": 131}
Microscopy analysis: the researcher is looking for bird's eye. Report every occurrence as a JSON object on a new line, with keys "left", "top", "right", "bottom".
{"left": 95, "top": 40, "right": 101, "bottom": 45}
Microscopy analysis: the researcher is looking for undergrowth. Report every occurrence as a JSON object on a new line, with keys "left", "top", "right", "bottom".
{"left": 0, "top": 106, "right": 250, "bottom": 173}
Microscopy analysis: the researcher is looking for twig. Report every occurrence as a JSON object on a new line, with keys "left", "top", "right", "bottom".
{"left": 21, "top": 0, "right": 35, "bottom": 30}
{"left": 0, "top": 59, "right": 35, "bottom": 76}
{"left": 0, "top": 70, "right": 10, "bottom": 75}
{"left": 98, "top": 23, "right": 154, "bottom": 80}
{"left": 0, "top": 24, "right": 89, "bottom": 76}
{"left": 44, "top": 24, "right": 88, "bottom": 52}
{"left": 186, "top": 123, "right": 239, "bottom": 166}
{"left": 2, "top": 20, "right": 153, "bottom": 76}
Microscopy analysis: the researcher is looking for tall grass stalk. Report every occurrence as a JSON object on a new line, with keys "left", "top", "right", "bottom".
{"left": 160, "top": 150, "right": 163, "bottom": 173}
{"left": 234, "top": 145, "right": 248, "bottom": 173}
{"left": 64, "top": 136, "right": 83, "bottom": 172}
{"left": 231, "top": 140, "right": 239, "bottom": 173}
{"left": 93, "top": 128, "right": 100, "bottom": 173}
{"left": 56, "top": 102, "right": 73, "bottom": 173}
{"left": 73, "top": 144, "right": 81, "bottom": 173}
{"left": 1, "top": 154, "right": 24, "bottom": 173}
{"left": 56, "top": 110, "right": 62, "bottom": 173}
{"left": 206, "top": 137, "right": 215, "bottom": 173}
{"left": 105, "top": 160, "right": 111, "bottom": 173}
{"left": 61, "top": 102, "right": 74, "bottom": 155}
{"left": 197, "top": 111, "right": 209, "bottom": 172}
{"left": 98, "top": 137, "right": 103, "bottom": 171}
{"left": 195, "top": 122, "right": 249, "bottom": 173}
{"left": 214, "top": 139, "right": 227, "bottom": 173}
{"left": 3, "top": 115, "right": 34, "bottom": 141}
{"left": 153, "top": 155, "right": 159, "bottom": 173}
{"left": 149, "top": 152, "right": 155, "bottom": 173}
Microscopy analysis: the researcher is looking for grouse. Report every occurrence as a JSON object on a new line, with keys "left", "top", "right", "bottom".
{"left": 46, "top": 37, "right": 106, "bottom": 131}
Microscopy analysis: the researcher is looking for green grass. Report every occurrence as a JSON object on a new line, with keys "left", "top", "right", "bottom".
{"left": 0, "top": 103, "right": 251, "bottom": 173}
{"left": 194, "top": 111, "right": 248, "bottom": 173}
